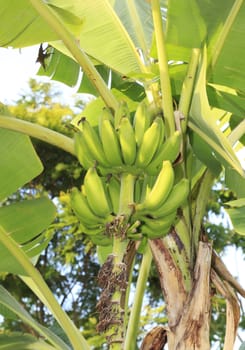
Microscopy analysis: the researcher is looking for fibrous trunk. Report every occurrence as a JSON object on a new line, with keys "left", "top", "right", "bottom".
{"left": 147, "top": 240, "right": 212, "bottom": 350}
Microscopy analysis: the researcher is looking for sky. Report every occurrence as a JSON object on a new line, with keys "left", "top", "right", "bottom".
{"left": 0, "top": 45, "right": 244, "bottom": 349}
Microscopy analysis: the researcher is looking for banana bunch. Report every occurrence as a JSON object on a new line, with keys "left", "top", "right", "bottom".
{"left": 130, "top": 161, "right": 190, "bottom": 240}
{"left": 70, "top": 161, "right": 189, "bottom": 242}
{"left": 74, "top": 101, "right": 181, "bottom": 176}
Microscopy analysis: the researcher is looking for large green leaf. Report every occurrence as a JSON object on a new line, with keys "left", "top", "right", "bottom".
{"left": 38, "top": 47, "right": 80, "bottom": 87}
{"left": 207, "top": 85, "right": 245, "bottom": 118}
{"left": 208, "top": 0, "right": 245, "bottom": 92}
{"left": 112, "top": 0, "right": 155, "bottom": 53}
{"left": 0, "top": 0, "right": 143, "bottom": 76}
{"left": 0, "top": 333, "right": 56, "bottom": 350}
{"left": 189, "top": 49, "right": 244, "bottom": 177}
{"left": 166, "top": 0, "right": 206, "bottom": 59}
{"left": 166, "top": 0, "right": 245, "bottom": 94}
{"left": 224, "top": 199, "right": 245, "bottom": 235}
{"left": 0, "top": 198, "right": 56, "bottom": 274}
{"left": 0, "top": 285, "right": 70, "bottom": 350}
{"left": 0, "top": 129, "right": 43, "bottom": 202}
{"left": 0, "top": 0, "right": 58, "bottom": 47}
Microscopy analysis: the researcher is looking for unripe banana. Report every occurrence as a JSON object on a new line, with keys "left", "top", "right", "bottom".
{"left": 135, "top": 117, "right": 163, "bottom": 168}
{"left": 90, "top": 233, "right": 112, "bottom": 246}
{"left": 74, "top": 132, "right": 94, "bottom": 169}
{"left": 136, "top": 161, "right": 175, "bottom": 213}
{"left": 106, "top": 176, "right": 120, "bottom": 214}
{"left": 145, "top": 131, "right": 181, "bottom": 175}
{"left": 98, "top": 107, "right": 114, "bottom": 135}
{"left": 134, "top": 177, "right": 143, "bottom": 204}
{"left": 79, "top": 222, "right": 106, "bottom": 236}
{"left": 79, "top": 118, "right": 109, "bottom": 167}
{"left": 114, "top": 100, "right": 131, "bottom": 129}
{"left": 100, "top": 118, "right": 123, "bottom": 166}
{"left": 139, "top": 175, "right": 156, "bottom": 203}
{"left": 133, "top": 100, "right": 151, "bottom": 146}
{"left": 84, "top": 167, "right": 111, "bottom": 217}
{"left": 141, "top": 212, "right": 176, "bottom": 239}
{"left": 70, "top": 188, "right": 105, "bottom": 226}
{"left": 153, "top": 178, "right": 190, "bottom": 218}
{"left": 118, "top": 117, "right": 137, "bottom": 165}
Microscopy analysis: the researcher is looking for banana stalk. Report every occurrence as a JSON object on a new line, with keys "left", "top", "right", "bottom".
{"left": 97, "top": 173, "right": 136, "bottom": 349}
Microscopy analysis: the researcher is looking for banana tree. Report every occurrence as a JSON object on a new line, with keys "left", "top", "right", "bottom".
{"left": 0, "top": 0, "right": 244, "bottom": 349}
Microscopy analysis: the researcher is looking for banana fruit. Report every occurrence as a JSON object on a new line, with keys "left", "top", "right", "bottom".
{"left": 136, "top": 161, "right": 174, "bottom": 213}
{"left": 141, "top": 212, "right": 176, "bottom": 239}
{"left": 84, "top": 167, "right": 111, "bottom": 217}
{"left": 118, "top": 116, "right": 137, "bottom": 166}
{"left": 135, "top": 117, "right": 164, "bottom": 168}
{"left": 77, "top": 118, "right": 109, "bottom": 168}
{"left": 100, "top": 117, "right": 123, "bottom": 166}
{"left": 145, "top": 131, "right": 181, "bottom": 175}
{"left": 153, "top": 178, "right": 189, "bottom": 218}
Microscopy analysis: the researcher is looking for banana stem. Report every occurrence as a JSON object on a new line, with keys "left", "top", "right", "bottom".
{"left": 124, "top": 244, "right": 152, "bottom": 350}
{"left": 29, "top": 0, "right": 118, "bottom": 112}
{"left": 178, "top": 49, "right": 200, "bottom": 133}
{"left": 104, "top": 173, "right": 136, "bottom": 348}
{"left": 0, "top": 115, "right": 75, "bottom": 155}
{"left": 0, "top": 226, "right": 90, "bottom": 350}
{"left": 119, "top": 173, "right": 136, "bottom": 216}
{"left": 192, "top": 169, "right": 215, "bottom": 256}
{"left": 151, "top": 0, "right": 175, "bottom": 137}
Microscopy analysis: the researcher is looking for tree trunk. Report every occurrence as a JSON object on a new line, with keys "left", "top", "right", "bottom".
{"left": 147, "top": 240, "right": 212, "bottom": 350}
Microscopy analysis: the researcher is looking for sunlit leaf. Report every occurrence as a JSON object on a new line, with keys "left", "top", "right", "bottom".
{"left": 225, "top": 206, "right": 245, "bottom": 236}
{"left": 0, "top": 286, "right": 70, "bottom": 350}
{"left": 0, "top": 129, "right": 43, "bottom": 202}
{"left": 0, "top": 332, "right": 56, "bottom": 350}
{"left": 0, "top": 198, "right": 56, "bottom": 274}
{"left": 189, "top": 48, "right": 244, "bottom": 177}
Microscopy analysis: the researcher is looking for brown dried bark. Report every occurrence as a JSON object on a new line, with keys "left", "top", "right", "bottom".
{"left": 148, "top": 240, "right": 212, "bottom": 350}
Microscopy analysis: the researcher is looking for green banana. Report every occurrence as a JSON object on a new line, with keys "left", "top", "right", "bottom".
{"left": 84, "top": 167, "right": 111, "bottom": 217}
{"left": 79, "top": 118, "right": 109, "bottom": 167}
{"left": 118, "top": 116, "right": 137, "bottom": 165}
{"left": 133, "top": 100, "right": 151, "bottom": 146}
{"left": 139, "top": 175, "right": 156, "bottom": 203}
{"left": 114, "top": 100, "right": 131, "bottom": 129}
{"left": 98, "top": 107, "right": 114, "bottom": 135}
{"left": 141, "top": 212, "right": 176, "bottom": 239}
{"left": 106, "top": 176, "right": 120, "bottom": 214}
{"left": 153, "top": 178, "right": 190, "bottom": 218}
{"left": 136, "top": 161, "right": 175, "bottom": 213}
{"left": 100, "top": 118, "right": 123, "bottom": 166}
{"left": 134, "top": 177, "right": 143, "bottom": 204}
{"left": 79, "top": 222, "right": 106, "bottom": 236}
{"left": 70, "top": 188, "right": 105, "bottom": 226}
{"left": 90, "top": 233, "right": 112, "bottom": 246}
{"left": 74, "top": 132, "right": 94, "bottom": 169}
{"left": 135, "top": 117, "right": 163, "bottom": 168}
{"left": 146, "top": 131, "right": 181, "bottom": 175}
